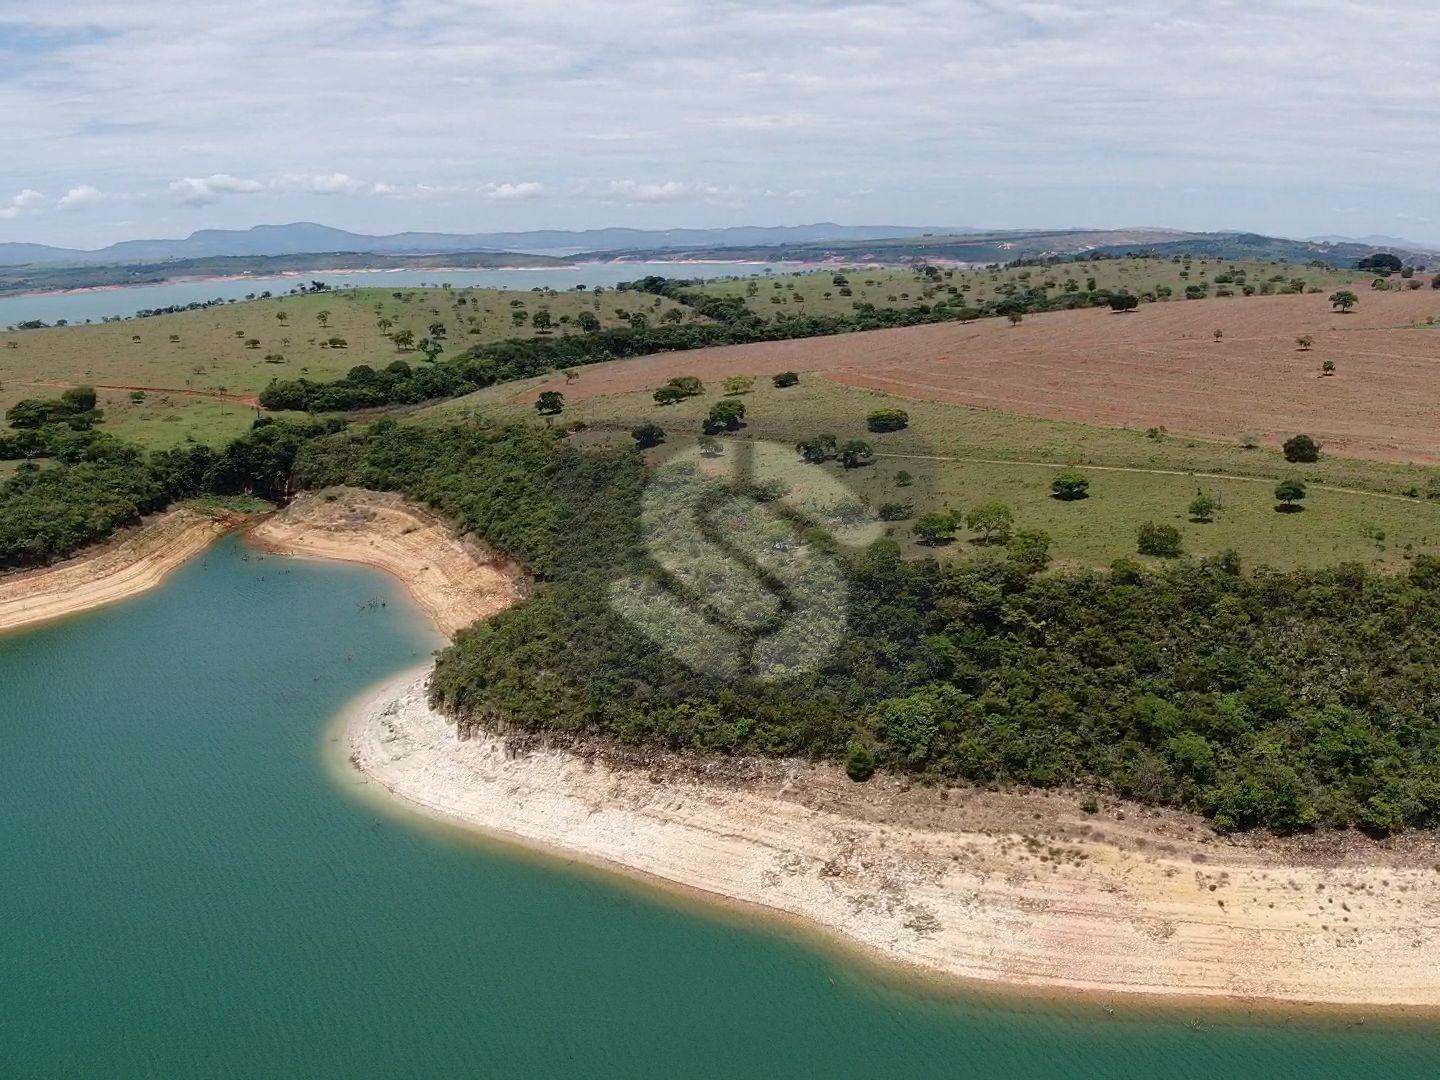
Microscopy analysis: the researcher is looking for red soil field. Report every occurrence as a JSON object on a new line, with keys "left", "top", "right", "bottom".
{"left": 525, "top": 289, "right": 1440, "bottom": 463}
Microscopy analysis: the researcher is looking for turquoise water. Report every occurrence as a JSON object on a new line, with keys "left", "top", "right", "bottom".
{"left": 0, "top": 262, "right": 795, "bottom": 327}
{"left": 3, "top": 536, "right": 1438, "bottom": 1078}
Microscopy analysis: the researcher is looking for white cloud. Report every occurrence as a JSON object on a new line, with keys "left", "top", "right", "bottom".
{"left": 0, "top": 189, "right": 46, "bottom": 219}
{"left": 8, "top": 2, "right": 1440, "bottom": 244}
{"left": 485, "top": 182, "right": 544, "bottom": 201}
{"left": 57, "top": 184, "right": 106, "bottom": 210}
{"left": 282, "top": 172, "right": 372, "bottom": 195}
{"left": 168, "top": 174, "right": 265, "bottom": 206}
{"left": 604, "top": 180, "right": 689, "bottom": 203}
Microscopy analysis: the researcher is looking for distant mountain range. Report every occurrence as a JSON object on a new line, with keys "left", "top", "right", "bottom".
{"left": 0, "top": 222, "right": 965, "bottom": 267}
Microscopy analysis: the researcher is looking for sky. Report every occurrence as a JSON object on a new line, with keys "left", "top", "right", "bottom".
{"left": 3, "top": 0, "right": 1440, "bottom": 249}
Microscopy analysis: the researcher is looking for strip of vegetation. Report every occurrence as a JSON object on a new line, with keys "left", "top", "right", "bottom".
{"left": 288, "top": 420, "right": 1440, "bottom": 836}
{"left": 256, "top": 273, "right": 1139, "bottom": 413}
{"left": 0, "top": 416, "right": 338, "bottom": 567}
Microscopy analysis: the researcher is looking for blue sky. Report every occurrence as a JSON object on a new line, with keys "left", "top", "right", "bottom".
{"left": 3, "top": 0, "right": 1440, "bottom": 248}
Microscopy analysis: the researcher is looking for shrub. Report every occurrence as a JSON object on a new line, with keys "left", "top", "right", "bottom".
{"left": 703, "top": 399, "right": 745, "bottom": 433}
{"left": 1137, "top": 522, "right": 1183, "bottom": 557}
{"left": 1188, "top": 490, "right": 1218, "bottom": 522}
{"left": 1274, "top": 478, "right": 1307, "bottom": 509}
{"left": 895, "top": 470, "right": 913, "bottom": 487}
{"left": 631, "top": 422, "right": 665, "bottom": 450}
{"left": 913, "top": 511, "right": 959, "bottom": 545}
{"left": 723, "top": 375, "right": 755, "bottom": 395}
{"left": 1283, "top": 434, "right": 1321, "bottom": 463}
{"left": 1006, "top": 529, "right": 1052, "bottom": 573}
{"left": 772, "top": 371, "right": 799, "bottom": 388}
{"left": 534, "top": 390, "right": 565, "bottom": 415}
{"left": 845, "top": 740, "right": 875, "bottom": 782}
{"left": 967, "top": 501, "right": 1014, "bottom": 544}
{"left": 796, "top": 433, "right": 837, "bottom": 463}
{"left": 653, "top": 384, "right": 684, "bottom": 405}
{"left": 1050, "top": 469, "right": 1090, "bottom": 500}
{"left": 865, "top": 408, "right": 909, "bottom": 433}
{"left": 838, "top": 439, "right": 874, "bottom": 468}
{"left": 878, "top": 502, "right": 913, "bottom": 521}
{"left": 1108, "top": 294, "right": 1140, "bottom": 313}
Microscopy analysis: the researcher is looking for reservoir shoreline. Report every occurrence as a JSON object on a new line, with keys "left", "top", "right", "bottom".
{"left": 9, "top": 487, "right": 1440, "bottom": 1011}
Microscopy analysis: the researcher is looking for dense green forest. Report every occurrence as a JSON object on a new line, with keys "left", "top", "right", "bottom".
{"left": 0, "top": 416, "right": 339, "bottom": 567}
{"left": 291, "top": 421, "right": 1440, "bottom": 835}
{"left": 12, "top": 406, "right": 1440, "bottom": 835}
{"left": 256, "top": 273, "right": 1135, "bottom": 413}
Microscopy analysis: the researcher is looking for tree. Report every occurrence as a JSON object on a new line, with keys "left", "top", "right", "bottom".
{"left": 60, "top": 385, "right": 97, "bottom": 413}
{"left": 665, "top": 375, "right": 704, "bottom": 398}
{"left": 1108, "top": 294, "right": 1140, "bottom": 313}
{"left": 866, "top": 408, "right": 909, "bottom": 432}
{"left": 1188, "top": 490, "right": 1217, "bottom": 522}
{"left": 1329, "top": 290, "right": 1359, "bottom": 312}
{"left": 576, "top": 311, "right": 600, "bottom": 332}
{"left": 418, "top": 338, "right": 442, "bottom": 362}
{"left": 1296, "top": 335, "right": 1313, "bottom": 351}
{"left": 838, "top": 439, "right": 874, "bottom": 468}
{"left": 1007, "top": 311, "right": 1024, "bottom": 327}
{"left": 1212, "top": 328, "right": 1224, "bottom": 342}
{"left": 967, "top": 501, "right": 1014, "bottom": 543}
{"left": 1358, "top": 253, "right": 1403, "bottom": 273}
{"left": 429, "top": 321, "right": 447, "bottom": 340}
{"left": 723, "top": 375, "right": 756, "bottom": 395}
{"left": 913, "top": 511, "right": 959, "bottom": 545}
{"left": 796, "top": 433, "right": 837, "bottom": 463}
{"left": 1283, "top": 434, "right": 1320, "bottom": 463}
{"left": 773, "top": 371, "right": 799, "bottom": 388}
{"left": 376, "top": 318, "right": 393, "bottom": 333}
{"left": 392, "top": 328, "right": 415, "bottom": 350}
{"left": 535, "top": 390, "right": 565, "bottom": 416}
{"left": 1050, "top": 469, "right": 1090, "bottom": 500}
{"left": 631, "top": 422, "right": 665, "bottom": 449}
{"left": 1006, "top": 529, "right": 1052, "bottom": 573}
{"left": 1321, "top": 359, "right": 1336, "bottom": 377}
{"left": 531, "top": 310, "right": 552, "bottom": 332}
{"left": 1137, "top": 522, "right": 1183, "bottom": 557}
{"left": 1274, "top": 478, "right": 1307, "bottom": 509}
{"left": 276, "top": 311, "right": 288, "bottom": 325}
{"left": 703, "top": 399, "right": 745, "bottom": 433}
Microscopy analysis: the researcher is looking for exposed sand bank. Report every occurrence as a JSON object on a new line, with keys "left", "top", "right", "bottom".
{"left": 347, "top": 669, "right": 1440, "bottom": 1008}
{"left": 0, "top": 507, "right": 232, "bottom": 634}
{"left": 248, "top": 487, "right": 526, "bottom": 638}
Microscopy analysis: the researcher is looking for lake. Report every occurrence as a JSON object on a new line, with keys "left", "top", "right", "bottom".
{"left": 0, "top": 262, "right": 797, "bottom": 328}
{"left": 3, "top": 535, "right": 1438, "bottom": 1078}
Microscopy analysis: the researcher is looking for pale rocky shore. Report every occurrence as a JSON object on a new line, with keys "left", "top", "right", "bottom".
{"left": 0, "top": 507, "right": 229, "bottom": 634}
{"left": 346, "top": 669, "right": 1440, "bottom": 1009}
{"left": 248, "top": 487, "right": 526, "bottom": 637}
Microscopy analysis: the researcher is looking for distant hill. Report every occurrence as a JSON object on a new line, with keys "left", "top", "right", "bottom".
{"left": 0, "top": 222, "right": 964, "bottom": 267}
{"left": 608, "top": 228, "right": 1438, "bottom": 268}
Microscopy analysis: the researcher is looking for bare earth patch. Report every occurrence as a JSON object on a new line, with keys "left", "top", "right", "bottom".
{"left": 522, "top": 290, "right": 1440, "bottom": 463}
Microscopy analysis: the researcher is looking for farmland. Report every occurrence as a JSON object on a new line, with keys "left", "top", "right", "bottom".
{"left": 0, "top": 284, "right": 689, "bottom": 446}
{"left": 524, "top": 285, "right": 1440, "bottom": 464}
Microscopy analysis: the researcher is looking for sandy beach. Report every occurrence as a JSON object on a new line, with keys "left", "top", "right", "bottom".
{"left": 0, "top": 507, "right": 231, "bottom": 634}
{"left": 346, "top": 668, "right": 1440, "bottom": 1009}
{"left": 248, "top": 487, "right": 526, "bottom": 638}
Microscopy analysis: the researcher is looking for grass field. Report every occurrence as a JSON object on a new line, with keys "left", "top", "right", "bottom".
{"left": 699, "top": 258, "right": 1371, "bottom": 320}
{"left": 0, "top": 285, "right": 691, "bottom": 446}
{"left": 427, "top": 374, "right": 1440, "bottom": 571}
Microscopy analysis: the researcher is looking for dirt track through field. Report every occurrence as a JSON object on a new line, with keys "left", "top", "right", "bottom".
{"left": 523, "top": 290, "right": 1440, "bottom": 463}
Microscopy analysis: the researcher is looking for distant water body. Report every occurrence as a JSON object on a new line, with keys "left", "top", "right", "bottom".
{"left": 0, "top": 262, "right": 796, "bottom": 327}
{"left": 3, "top": 536, "right": 1439, "bottom": 1078}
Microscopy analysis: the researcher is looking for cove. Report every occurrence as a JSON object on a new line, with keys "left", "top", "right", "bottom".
{"left": 2, "top": 536, "right": 1439, "bottom": 1079}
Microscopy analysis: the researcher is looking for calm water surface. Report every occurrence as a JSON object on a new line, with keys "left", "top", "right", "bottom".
{"left": 3, "top": 536, "right": 1438, "bottom": 1078}
{"left": 0, "top": 262, "right": 795, "bottom": 327}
